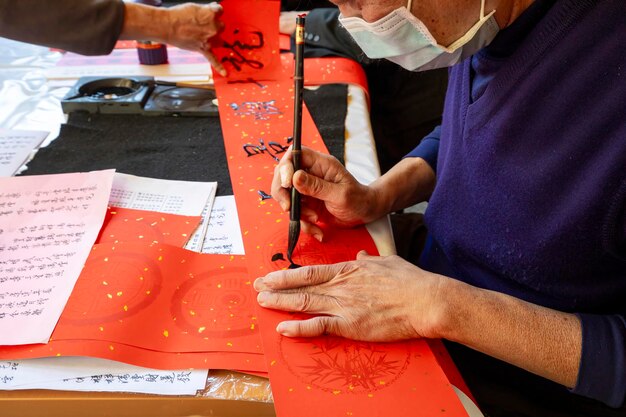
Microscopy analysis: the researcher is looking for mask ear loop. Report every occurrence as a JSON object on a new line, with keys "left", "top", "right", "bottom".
{"left": 407, "top": 0, "right": 413, "bottom": 13}
{"left": 480, "top": 0, "right": 486, "bottom": 18}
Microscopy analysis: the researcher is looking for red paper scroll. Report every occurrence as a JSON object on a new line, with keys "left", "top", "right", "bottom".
{"left": 97, "top": 206, "right": 201, "bottom": 247}
{"left": 212, "top": 0, "right": 282, "bottom": 81}
{"left": 0, "top": 339, "right": 266, "bottom": 373}
{"left": 55, "top": 242, "right": 262, "bottom": 354}
{"left": 0, "top": 242, "right": 266, "bottom": 372}
{"left": 214, "top": 47, "right": 467, "bottom": 417}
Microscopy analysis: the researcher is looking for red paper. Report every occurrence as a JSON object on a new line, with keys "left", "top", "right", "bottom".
{"left": 214, "top": 66, "right": 468, "bottom": 416}
{"left": 0, "top": 339, "right": 266, "bottom": 372}
{"left": 97, "top": 206, "right": 201, "bottom": 247}
{"left": 0, "top": 242, "right": 267, "bottom": 370}
{"left": 281, "top": 54, "right": 370, "bottom": 100}
{"left": 51, "top": 242, "right": 262, "bottom": 354}
{"left": 212, "top": 0, "right": 282, "bottom": 81}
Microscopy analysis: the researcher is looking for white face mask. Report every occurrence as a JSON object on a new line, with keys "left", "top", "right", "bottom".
{"left": 338, "top": 0, "right": 500, "bottom": 71}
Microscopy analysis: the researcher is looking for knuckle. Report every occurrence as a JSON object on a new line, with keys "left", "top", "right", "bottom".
{"left": 316, "top": 316, "right": 335, "bottom": 336}
{"left": 337, "top": 261, "right": 357, "bottom": 275}
{"left": 327, "top": 154, "right": 341, "bottom": 165}
{"left": 308, "top": 177, "right": 323, "bottom": 196}
{"left": 269, "top": 273, "right": 286, "bottom": 289}
{"left": 385, "top": 254, "right": 402, "bottom": 264}
{"left": 296, "top": 292, "right": 312, "bottom": 312}
{"left": 302, "top": 266, "right": 318, "bottom": 284}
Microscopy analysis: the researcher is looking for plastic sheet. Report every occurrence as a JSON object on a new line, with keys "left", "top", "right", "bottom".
{"left": 0, "top": 38, "right": 66, "bottom": 146}
{"left": 201, "top": 370, "right": 273, "bottom": 403}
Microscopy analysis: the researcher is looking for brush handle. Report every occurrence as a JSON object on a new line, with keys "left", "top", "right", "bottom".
{"left": 290, "top": 15, "right": 305, "bottom": 224}
{"left": 290, "top": 150, "right": 302, "bottom": 222}
{"left": 292, "top": 15, "right": 305, "bottom": 153}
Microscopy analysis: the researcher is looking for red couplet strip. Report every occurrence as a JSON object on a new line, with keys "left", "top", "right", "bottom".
{"left": 215, "top": 74, "right": 468, "bottom": 416}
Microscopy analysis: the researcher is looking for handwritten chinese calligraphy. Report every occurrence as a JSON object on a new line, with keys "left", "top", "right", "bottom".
{"left": 0, "top": 357, "right": 208, "bottom": 395}
{"left": 221, "top": 30, "right": 265, "bottom": 71}
{"left": 212, "top": 0, "right": 281, "bottom": 81}
{"left": 0, "top": 129, "right": 48, "bottom": 177}
{"left": 201, "top": 196, "right": 245, "bottom": 255}
{"left": 230, "top": 100, "right": 282, "bottom": 120}
{"left": 242, "top": 139, "right": 288, "bottom": 162}
{"left": 0, "top": 170, "right": 114, "bottom": 345}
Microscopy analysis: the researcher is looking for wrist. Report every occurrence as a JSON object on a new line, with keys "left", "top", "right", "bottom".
{"left": 361, "top": 182, "right": 389, "bottom": 223}
{"left": 422, "top": 277, "right": 474, "bottom": 341}
{"left": 121, "top": 3, "right": 168, "bottom": 43}
{"left": 369, "top": 157, "right": 436, "bottom": 216}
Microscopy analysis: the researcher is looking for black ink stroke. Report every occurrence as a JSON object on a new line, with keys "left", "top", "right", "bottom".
{"left": 221, "top": 30, "right": 265, "bottom": 72}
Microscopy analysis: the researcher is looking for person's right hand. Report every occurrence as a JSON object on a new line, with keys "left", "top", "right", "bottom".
{"left": 122, "top": 2, "right": 227, "bottom": 76}
{"left": 271, "top": 146, "right": 382, "bottom": 241}
{"left": 165, "top": 2, "right": 227, "bottom": 76}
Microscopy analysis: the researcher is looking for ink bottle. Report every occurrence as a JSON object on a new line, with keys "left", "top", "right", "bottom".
{"left": 134, "top": 0, "right": 169, "bottom": 65}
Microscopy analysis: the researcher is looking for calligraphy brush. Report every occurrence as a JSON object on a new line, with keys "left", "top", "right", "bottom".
{"left": 286, "top": 14, "right": 306, "bottom": 267}
{"left": 63, "top": 80, "right": 214, "bottom": 101}
{"left": 149, "top": 80, "right": 215, "bottom": 90}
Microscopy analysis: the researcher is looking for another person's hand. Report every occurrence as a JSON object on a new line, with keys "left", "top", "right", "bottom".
{"left": 254, "top": 250, "right": 447, "bottom": 341}
{"left": 123, "top": 2, "right": 227, "bottom": 76}
{"left": 279, "top": 11, "right": 307, "bottom": 35}
{"left": 272, "top": 146, "right": 382, "bottom": 241}
{"left": 164, "top": 2, "right": 226, "bottom": 76}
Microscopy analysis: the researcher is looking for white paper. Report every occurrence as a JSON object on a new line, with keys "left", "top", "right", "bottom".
{"left": 0, "top": 357, "right": 208, "bottom": 396}
{"left": 46, "top": 64, "right": 212, "bottom": 81}
{"left": 0, "top": 170, "right": 115, "bottom": 344}
{"left": 184, "top": 198, "right": 215, "bottom": 252}
{"left": 0, "top": 129, "right": 48, "bottom": 177}
{"left": 201, "top": 196, "right": 246, "bottom": 255}
{"left": 47, "top": 76, "right": 209, "bottom": 89}
{"left": 109, "top": 172, "right": 216, "bottom": 217}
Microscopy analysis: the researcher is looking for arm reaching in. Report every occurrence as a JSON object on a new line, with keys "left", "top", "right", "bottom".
{"left": 254, "top": 251, "right": 582, "bottom": 389}
{"left": 122, "top": 2, "right": 227, "bottom": 76}
{"left": 0, "top": 0, "right": 226, "bottom": 75}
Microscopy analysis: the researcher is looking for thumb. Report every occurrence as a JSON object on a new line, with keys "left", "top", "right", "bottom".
{"left": 293, "top": 170, "right": 340, "bottom": 202}
{"left": 203, "top": 50, "right": 227, "bottom": 77}
{"left": 356, "top": 250, "right": 375, "bottom": 260}
{"left": 276, "top": 316, "right": 340, "bottom": 337}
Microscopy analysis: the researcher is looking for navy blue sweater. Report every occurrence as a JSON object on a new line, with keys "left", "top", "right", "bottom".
{"left": 408, "top": 0, "right": 626, "bottom": 409}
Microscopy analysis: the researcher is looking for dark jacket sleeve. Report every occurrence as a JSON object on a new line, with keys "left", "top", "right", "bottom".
{"left": 0, "top": 0, "right": 125, "bottom": 55}
{"left": 574, "top": 314, "right": 626, "bottom": 407}
{"left": 298, "top": 8, "right": 370, "bottom": 62}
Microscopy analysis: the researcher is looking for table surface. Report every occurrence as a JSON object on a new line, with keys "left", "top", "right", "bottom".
{"left": 0, "top": 37, "right": 480, "bottom": 417}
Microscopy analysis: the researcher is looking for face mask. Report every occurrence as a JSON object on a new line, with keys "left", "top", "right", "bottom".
{"left": 338, "top": 0, "right": 500, "bottom": 71}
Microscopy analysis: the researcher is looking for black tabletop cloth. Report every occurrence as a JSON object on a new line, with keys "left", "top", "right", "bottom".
{"left": 20, "top": 84, "right": 347, "bottom": 196}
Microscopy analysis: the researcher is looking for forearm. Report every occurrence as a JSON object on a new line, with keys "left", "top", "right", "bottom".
{"left": 434, "top": 278, "right": 582, "bottom": 388}
{"left": 368, "top": 157, "right": 436, "bottom": 217}
{"left": 120, "top": 2, "right": 169, "bottom": 43}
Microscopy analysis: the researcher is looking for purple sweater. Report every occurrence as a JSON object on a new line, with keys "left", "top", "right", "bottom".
{"left": 409, "top": 0, "right": 626, "bottom": 408}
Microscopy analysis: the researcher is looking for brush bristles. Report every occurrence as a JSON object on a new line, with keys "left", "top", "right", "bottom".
{"left": 286, "top": 220, "right": 301, "bottom": 263}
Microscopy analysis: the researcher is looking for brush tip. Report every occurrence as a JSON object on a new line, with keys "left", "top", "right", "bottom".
{"left": 286, "top": 220, "right": 301, "bottom": 263}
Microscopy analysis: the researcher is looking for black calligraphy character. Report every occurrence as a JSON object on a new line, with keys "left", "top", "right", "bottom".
{"left": 221, "top": 30, "right": 265, "bottom": 71}
{"left": 258, "top": 190, "right": 272, "bottom": 201}
{"left": 229, "top": 100, "right": 281, "bottom": 120}
{"left": 243, "top": 138, "right": 290, "bottom": 162}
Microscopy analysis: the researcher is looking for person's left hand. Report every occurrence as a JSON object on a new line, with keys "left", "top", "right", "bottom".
{"left": 253, "top": 251, "right": 448, "bottom": 342}
{"left": 165, "top": 2, "right": 227, "bottom": 76}
{"left": 279, "top": 11, "right": 308, "bottom": 35}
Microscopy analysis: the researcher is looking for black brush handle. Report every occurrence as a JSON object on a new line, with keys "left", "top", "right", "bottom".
{"left": 290, "top": 16, "right": 305, "bottom": 225}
